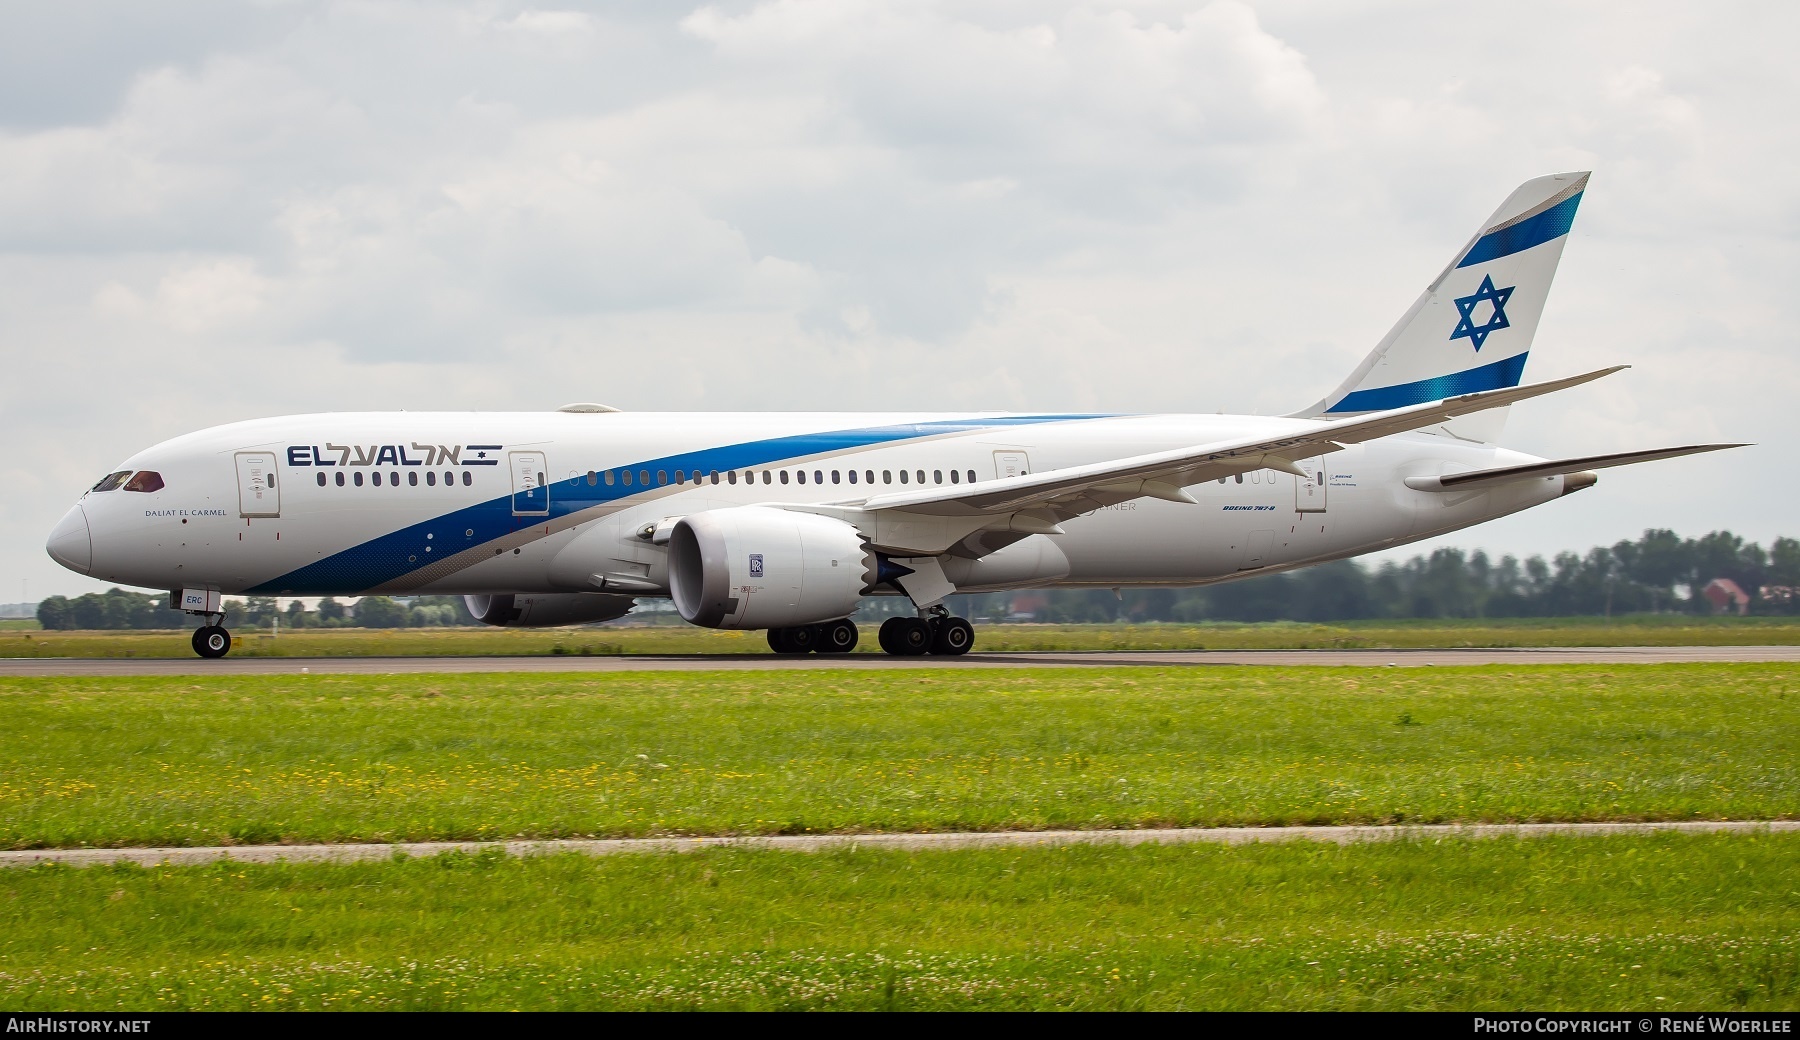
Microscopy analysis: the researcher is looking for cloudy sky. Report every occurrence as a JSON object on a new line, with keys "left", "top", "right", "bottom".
{"left": 5, "top": 0, "right": 1794, "bottom": 600}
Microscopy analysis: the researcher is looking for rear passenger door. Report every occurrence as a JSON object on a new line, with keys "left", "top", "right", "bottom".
{"left": 1294, "top": 456, "right": 1327, "bottom": 513}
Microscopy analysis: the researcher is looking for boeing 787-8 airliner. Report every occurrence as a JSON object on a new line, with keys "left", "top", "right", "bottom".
{"left": 46, "top": 172, "right": 1741, "bottom": 657}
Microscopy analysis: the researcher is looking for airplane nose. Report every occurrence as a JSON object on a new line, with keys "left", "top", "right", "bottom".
{"left": 46, "top": 505, "right": 91, "bottom": 575}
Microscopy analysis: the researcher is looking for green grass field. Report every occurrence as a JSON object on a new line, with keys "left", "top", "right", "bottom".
{"left": 6, "top": 615, "right": 1800, "bottom": 658}
{"left": 4, "top": 663, "right": 1795, "bottom": 1011}
{"left": 1, "top": 665, "right": 1794, "bottom": 849}
{"left": 3, "top": 835, "right": 1795, "bottom": 1010}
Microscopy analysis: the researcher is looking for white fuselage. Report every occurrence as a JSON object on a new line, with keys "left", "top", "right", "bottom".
{"left": 55, "top": 410, "right": 1574, "bottom": 601}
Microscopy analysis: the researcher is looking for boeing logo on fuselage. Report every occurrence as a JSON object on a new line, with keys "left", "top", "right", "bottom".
{"left": 284, "top": 443, "right": 504, "bottom": 468}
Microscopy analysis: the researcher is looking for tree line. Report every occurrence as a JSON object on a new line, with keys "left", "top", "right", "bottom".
{"left": 35, "top": 592, "right": 477, "bottom": 631}
{"left": 946, "top": 529, "right": 1800, "bottom": 623}
{"left": 32, "top": 528, "right": 1800, "bottom": 631}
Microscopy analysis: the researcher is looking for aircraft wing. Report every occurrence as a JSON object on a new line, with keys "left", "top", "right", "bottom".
{"left": 847, "top": 366, "right": 1628, "bottom": 519}
{"left": 1402, "top": 443, "right": 1747, "bottom": 492}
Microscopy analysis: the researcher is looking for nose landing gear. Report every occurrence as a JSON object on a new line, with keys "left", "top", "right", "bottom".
{"left": 174, "top": 591, "right": 232, "bottom": 659}
{"left": 191, "top": 624, "right": 232, "bottom": 659}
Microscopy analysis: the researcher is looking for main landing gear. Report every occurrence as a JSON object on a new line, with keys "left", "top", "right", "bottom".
{"left": 767, "top": 618, "right": 860, "bottom": 655}
{"left": 765, "top": 610, "right": 977, "bottom": 657}
{"left": 877, "top": 611, "right": 974, "bottom": 657}
{"left": 191, "top": 622, "right": 232, "bottom": 659}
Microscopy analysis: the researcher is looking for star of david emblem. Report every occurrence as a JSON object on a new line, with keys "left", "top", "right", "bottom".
{"left": 1449, "top": 274, "right": 1516, "bottom": 351}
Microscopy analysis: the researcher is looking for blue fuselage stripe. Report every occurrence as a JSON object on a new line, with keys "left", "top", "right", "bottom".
{"left": 247, "top": 415, "right": 1110, "bottom": 594}
{"left": 1456, "top": 191, "right": 1582, "bottom": 268}
{"left": 1324, "top": 352, "right": 1529, "bottom": 414}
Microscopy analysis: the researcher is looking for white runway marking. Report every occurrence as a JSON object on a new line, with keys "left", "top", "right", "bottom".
{"left": 7, "top": 821, "right": 1795, "bottom": 869}
{"left": 2, "top": 645, "right": 1799, "bottom": 676}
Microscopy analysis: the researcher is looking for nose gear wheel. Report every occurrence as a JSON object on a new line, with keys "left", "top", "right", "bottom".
{"left": 191, "top": 625, "right": 232, "bottom": 659}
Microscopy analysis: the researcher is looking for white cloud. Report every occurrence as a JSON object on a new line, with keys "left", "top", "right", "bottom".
{"left": 4, "top": 0, "right": 1797, "bottom": 598}
{"left": 153, "top": 259, "right": 271, "bottom": 333}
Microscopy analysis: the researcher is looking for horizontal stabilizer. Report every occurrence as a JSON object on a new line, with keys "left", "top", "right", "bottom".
{"left": 1402, "top": 443, "right": 1748, "bottom": 492}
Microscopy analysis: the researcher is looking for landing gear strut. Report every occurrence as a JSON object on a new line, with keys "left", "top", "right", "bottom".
{"left": 191, "top": 623, "right": 232, "bottom": 659}
{"left": 877, "top": 612, "right": 975, "bottom": 657}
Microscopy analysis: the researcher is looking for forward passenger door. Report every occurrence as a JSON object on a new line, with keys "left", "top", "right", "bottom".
{"left": 234, "top": 452, "right": 280, "bottom": 518}
{"left": 510, "top": 451, "right": 549, "bottom": 515}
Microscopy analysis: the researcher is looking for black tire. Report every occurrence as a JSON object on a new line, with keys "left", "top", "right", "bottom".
{"left": 880, "top": 617, "right": 932, "bottom": 656}
{"left": 192, "top": 626, "right": 231, "bottom": 659}
{"left": 931, "top": 617, "right": 974, "bottom": 656}
{"left": 767, "top": 626, "right": 816, "bottom": 655}
{"left": 817, "top": 619, "right": 859, "bottom": 654}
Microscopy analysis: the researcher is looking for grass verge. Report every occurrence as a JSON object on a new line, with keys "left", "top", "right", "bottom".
{"left": 2, "top": 834, "right": 1795, "bottom": 1010}
{"left": 1, "top": 665, "right": 1795, "bottom": 848}
{"left": 6, "top": 616, "right": 1800, "bottom": 658}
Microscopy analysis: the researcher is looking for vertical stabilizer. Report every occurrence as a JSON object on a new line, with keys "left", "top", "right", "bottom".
{"left": 1291, "top": 172, "right": 1588, "bottom": 440}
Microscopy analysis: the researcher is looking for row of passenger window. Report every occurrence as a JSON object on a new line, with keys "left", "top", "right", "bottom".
{"left": 313, "top": 465, "right": 985, "bottom": 492}
{"left": 316, "top": 470, "right": 473, "bottom": 488}
{"left": 582, "top": 467, "right": 981, "bottom": 489}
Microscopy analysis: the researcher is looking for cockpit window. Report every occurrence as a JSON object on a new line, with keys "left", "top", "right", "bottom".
{"left": 123, "top": 471, "right": 165, "bottom": 493}
{"left": 90, "top": 471, "right": 131, "bottom": 493}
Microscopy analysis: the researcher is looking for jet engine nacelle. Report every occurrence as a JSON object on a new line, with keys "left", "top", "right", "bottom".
{"left": 464, "top": 592, "right": 636, "bottom": 628}
{"left": 669, "top": 506, "right": 876, "bottom": 629}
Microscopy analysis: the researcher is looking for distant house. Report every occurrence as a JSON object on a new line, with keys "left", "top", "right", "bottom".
{"left": 1701, "top": 577, "right": 1750, "bottom": 615}
{"left": 1008, "top": 591, "right": 1052, "bottom": 622}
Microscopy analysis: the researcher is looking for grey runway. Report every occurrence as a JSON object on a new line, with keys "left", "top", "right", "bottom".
{"left": 5, "top": 820, "right": 1793, "bottom": 869}
{"left": 1, "top": 645, "right": 1798, "bottom": 676}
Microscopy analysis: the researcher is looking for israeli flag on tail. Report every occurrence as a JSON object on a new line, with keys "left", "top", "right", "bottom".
{"left": 1291, "top": 172, "right": 1588, "bottom": 441}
